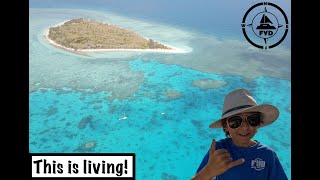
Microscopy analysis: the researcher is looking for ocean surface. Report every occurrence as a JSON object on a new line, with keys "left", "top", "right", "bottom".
{"left": 29, "top": 0, "right": 291, "bottom": 179}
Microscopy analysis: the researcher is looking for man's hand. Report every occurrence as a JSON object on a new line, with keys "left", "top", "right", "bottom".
{"left": 205, "top": 139, "right": 245, "bottom": 177}
{"left": 191, "top": 139, "right": 245, "bottom": 180}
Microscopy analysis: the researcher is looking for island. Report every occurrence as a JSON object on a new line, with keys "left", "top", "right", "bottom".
{"left": 46, "top": 18, "right": 178, "bottom": 52}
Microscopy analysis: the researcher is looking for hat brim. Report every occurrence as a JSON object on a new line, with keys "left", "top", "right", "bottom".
{"left": 209, "top": 104, "right": 279, "bottom": 128}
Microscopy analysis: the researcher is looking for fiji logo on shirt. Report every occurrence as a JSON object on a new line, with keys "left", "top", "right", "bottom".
{"left": 251, "top": 158, "right": 265, "bottom": 171}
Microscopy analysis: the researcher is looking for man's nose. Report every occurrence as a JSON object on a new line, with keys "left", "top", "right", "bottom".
{"left": 240, "top": 118, "right": 250, "bottom": 128}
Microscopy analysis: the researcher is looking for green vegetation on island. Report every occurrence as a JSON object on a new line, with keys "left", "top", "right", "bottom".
{"left": 47, "top": 18, "right": 172, "bottom": 50}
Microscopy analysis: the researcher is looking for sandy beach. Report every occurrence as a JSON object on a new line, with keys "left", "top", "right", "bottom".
{"left": 44, "top": 20, "right": 187, "bottom": 54}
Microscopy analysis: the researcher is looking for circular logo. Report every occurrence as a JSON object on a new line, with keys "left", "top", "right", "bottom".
{"left": 241, "top": 2, "right": 289, "bottom": 49}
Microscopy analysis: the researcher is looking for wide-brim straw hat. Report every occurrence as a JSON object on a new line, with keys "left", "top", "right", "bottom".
{"left": 209, "top": 88, "right": 279, "bottom": 128}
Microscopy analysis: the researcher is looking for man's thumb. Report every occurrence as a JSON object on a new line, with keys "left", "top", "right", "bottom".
{"left": 209, "top": 139, "right": 216, "bottom": 154}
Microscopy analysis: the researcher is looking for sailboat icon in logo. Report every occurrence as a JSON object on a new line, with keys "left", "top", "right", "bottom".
{"left": 256, "top": 14, "right": 276, "bottom": 30}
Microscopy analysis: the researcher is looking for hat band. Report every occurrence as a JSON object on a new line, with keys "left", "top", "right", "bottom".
{"left": 222, "top": 105, "right": 253, "bottom": 116}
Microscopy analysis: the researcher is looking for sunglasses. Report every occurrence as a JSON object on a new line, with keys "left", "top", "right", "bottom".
{"left": 227, "top": 112, "right": 262, "bottom": 129}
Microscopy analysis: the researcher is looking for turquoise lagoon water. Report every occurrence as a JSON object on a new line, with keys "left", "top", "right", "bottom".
{"left": 30, "top": 1, "right": 291, "bottom": 179}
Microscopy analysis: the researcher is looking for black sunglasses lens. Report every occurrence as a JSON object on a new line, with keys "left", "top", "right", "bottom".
{"left": 228, "top": 116, "right": 242, "bottom": 129}
{"left": 247, "top": 113, "right": 261, "bottom": 126}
